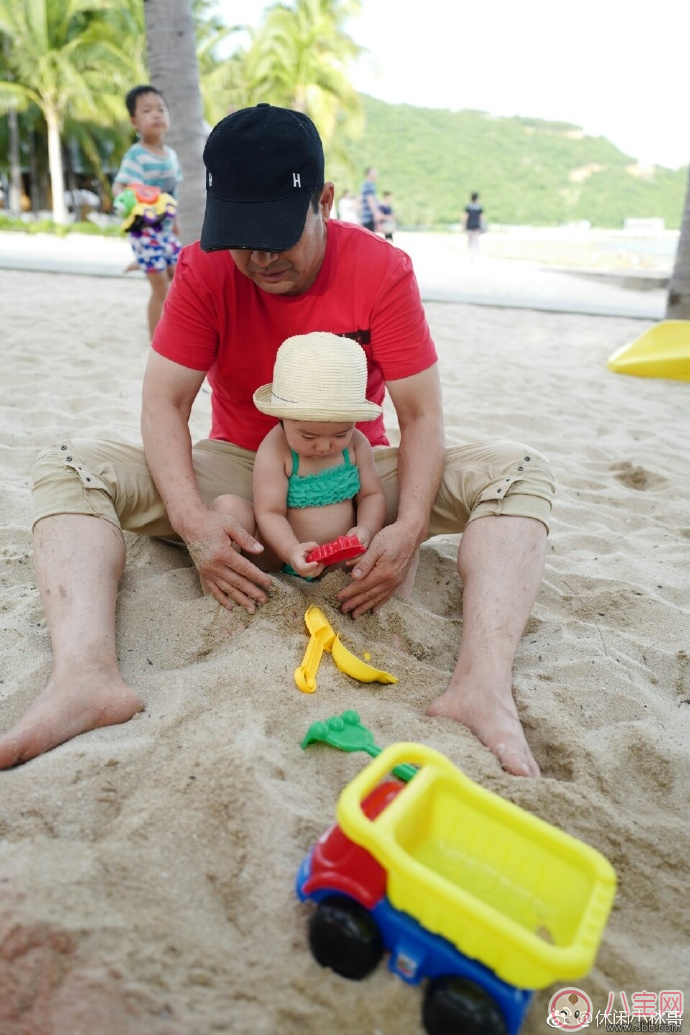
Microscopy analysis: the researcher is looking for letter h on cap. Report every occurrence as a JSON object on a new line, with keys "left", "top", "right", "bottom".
{"left": 293, "top": 173, "right": 301, "bottom": 188}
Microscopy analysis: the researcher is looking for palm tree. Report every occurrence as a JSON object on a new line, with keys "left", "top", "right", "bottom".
{"left": 666, "top": 166, "right": 690, "bottom": 318}
{"left": 247, "top": 0, "right": 364, "bottom": 177}
{"left": 194, "top": 4, "right": 248, "bottom": 129}
{"left": 0, "top": 0, "right": 135, "bottom": 223}
{"left": 143, "top": 0, "right": 207, "bottom": 244}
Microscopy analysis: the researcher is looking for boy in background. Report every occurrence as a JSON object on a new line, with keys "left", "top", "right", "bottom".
{"left": 114, "top": 85, "right": 183, "bottom": 338}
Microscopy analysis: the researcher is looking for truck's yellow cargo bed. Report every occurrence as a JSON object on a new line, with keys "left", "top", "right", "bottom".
{"left": 338, "top": 743, "right": 617, "bottom": 990}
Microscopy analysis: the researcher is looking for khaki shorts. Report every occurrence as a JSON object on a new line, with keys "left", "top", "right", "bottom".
{"left": 32, "top": 437, "right": 554, "bottom": 536}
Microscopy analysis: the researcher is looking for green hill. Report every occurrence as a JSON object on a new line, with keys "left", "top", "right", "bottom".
{"left": 334, "top": 95, "right": 687, "bottom": 229}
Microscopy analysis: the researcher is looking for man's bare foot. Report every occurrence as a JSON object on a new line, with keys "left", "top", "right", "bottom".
{"left": 427, "top": 671, "right": 540, "bottom": 778}
{"left": 0, "top": 663, "right": 143, "bottom": 769}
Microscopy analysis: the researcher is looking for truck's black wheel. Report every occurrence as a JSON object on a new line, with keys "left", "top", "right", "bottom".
{"left": 423, "top": 975, "right": 508, "bottom": 1035}
{"left": 308, "top": 896, "right": 384, "bottom": 980}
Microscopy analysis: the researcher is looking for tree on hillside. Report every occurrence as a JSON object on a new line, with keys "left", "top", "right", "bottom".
{"left": 666, "top": 166, "right": 690, "bottom": 318}
{"left": 0, "top": 0, "right": 135, "bottom": 223}
{"left": 143, "top": 0, "right": 206, "bottom": 244}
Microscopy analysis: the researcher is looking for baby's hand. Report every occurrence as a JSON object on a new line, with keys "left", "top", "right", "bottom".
{"left": 287, "top": 542, "right": 324, "bottom": 579}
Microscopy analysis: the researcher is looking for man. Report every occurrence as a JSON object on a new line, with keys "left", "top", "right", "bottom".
{"left": 359, "top": 166, "right": 381, "bottom": 232}
{"left": 0, "top": 105, "right": 554, "bottom": 776}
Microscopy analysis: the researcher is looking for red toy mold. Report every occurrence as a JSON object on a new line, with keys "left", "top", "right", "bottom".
{"left": 306, "top": 535, "right": 366, "bottom": 566}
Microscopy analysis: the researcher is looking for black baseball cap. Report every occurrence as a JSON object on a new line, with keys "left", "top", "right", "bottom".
{"left": 200, "top": 104, "right": 325, "bottom": 253}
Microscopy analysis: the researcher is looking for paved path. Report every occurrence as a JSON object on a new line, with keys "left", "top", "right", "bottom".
{"left": 0, "top": 229, "right": 667, "bottom": 320}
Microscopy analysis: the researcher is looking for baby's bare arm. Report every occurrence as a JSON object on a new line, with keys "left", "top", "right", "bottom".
{"left": 349, "top": 433, "right": 386, "bottom": 547}
{"left": 253, "top": 430, "right": 323, "bottom": 575}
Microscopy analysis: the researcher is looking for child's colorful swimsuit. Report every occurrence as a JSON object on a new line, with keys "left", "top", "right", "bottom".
{"left": 283, "top": 449, "right": 360, "bottom": 576}
{"left": 286, "top": 448, "right": 360, "bottom": 507}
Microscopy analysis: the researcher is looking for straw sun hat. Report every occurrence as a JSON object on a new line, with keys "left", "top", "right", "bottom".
{"left": 253, "top": 332, "right": 383, "bottom": 423}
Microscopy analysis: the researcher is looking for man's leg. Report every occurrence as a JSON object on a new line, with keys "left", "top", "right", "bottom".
{"left": 0, "top": 438, "right": 258, "bottom": 768}
{"left": 375, "top": 441, "right": 554, "bottom": 776}
{"left": 0, "top": 515, "right": 142, "bottom": 768}
{"left": 427, "top": 515, "right": 546, "bottom": 777}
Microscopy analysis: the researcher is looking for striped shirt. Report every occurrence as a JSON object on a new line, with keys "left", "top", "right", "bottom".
{"left": 114, "top": 142, "right": 183, "bottom": 197}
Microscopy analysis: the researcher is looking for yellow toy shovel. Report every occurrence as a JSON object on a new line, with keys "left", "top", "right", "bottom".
{"left": 294, "top": 606, "right": 398, "bottom": 694}
{"left": 331, "top": 636, "right": 398, "bottom": 684}
{"left": 294, "top": 606, "right": 336, "bottom": 693}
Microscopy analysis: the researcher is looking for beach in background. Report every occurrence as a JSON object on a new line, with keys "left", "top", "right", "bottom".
{"left": 1, "top": 238, "right": 688, "bottom": 1034}
{"left": 0, "top": 224, "right": 674, "bottom": 320}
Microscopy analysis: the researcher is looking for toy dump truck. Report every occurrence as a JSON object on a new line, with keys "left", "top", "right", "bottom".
{"left": 296, "top": 743, "right": 616, "bottom": 1035}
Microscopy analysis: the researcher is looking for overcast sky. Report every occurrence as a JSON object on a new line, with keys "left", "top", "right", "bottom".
{"left": 212, "top": 0, "right": 689, "bottom": 171}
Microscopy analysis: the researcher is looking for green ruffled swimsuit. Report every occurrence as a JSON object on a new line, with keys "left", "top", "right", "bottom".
{"left": 286, "top": 448, "right": 360, "bottom": 508}
{"left": 283, "top": 448, "right": 360, "bottom": 577}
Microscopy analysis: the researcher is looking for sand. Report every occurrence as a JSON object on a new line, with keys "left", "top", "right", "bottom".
{"left": 1, "top": 258, "right": 689, "bottom": 1034}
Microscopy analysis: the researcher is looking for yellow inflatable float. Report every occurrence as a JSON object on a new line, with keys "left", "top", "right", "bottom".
{"left": 607, "top": 319, "right": 690, "bottom": 382}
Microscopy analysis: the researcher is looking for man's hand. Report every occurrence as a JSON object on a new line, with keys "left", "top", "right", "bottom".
{"left": 338, "top": 523, "right": 419, "bottom": 617}
{"left": 186, "top": 511, "right": 272, "bottom": 614}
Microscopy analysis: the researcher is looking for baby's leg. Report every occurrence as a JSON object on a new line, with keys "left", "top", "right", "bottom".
{"left": 210, "top": 494, "right": 257, "bottom": 540}
{"left": 200, "top": 496, "right": 259, "bottom": 597}
{"left": 209, "top": 496, "right": 282, "bottom": 573}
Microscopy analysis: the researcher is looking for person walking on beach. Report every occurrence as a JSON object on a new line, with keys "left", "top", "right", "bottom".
{"left": 114, "top": 85, "right": 183, "bottom": 338}
{"left": 378, "top": 191, "right": 397, "bottom": 242}
{"left": 359, "top": 166, "right": 381, "bottom": 232}
{"left": 0, "top": 104, "right": 554, "bottom": 779}
{"left": 210, "top": 332, "right": 394, "bottom": 582}
{"left": 463, "top": 191, "right": 484, "bottom": 261}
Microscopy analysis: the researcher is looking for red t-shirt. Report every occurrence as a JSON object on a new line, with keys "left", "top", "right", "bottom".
{"left": 152, "top": 219, "right": 438, "bottom": 450}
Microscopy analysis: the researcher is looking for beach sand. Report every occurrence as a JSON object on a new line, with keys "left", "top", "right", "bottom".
{"left": 1, "top": 264, "right": 689, "bottom": 1034}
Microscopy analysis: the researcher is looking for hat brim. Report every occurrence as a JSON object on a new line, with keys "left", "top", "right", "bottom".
{"left": 253, "top": 384, "right": 382, "bottom": 422}
{"left": 200, "top": 190, "right": 312, "bottom": 252}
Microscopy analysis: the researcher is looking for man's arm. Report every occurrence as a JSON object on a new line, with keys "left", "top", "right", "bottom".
{"left": 338, "top": 363, "right": 445, "bottom": 617}
{"left": 141, "top": 351, "right": 271, "bottom": 612}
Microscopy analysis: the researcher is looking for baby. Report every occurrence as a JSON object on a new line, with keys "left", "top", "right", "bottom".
{"left": 210, "top": 332, "right": 386, "bottom": 580}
